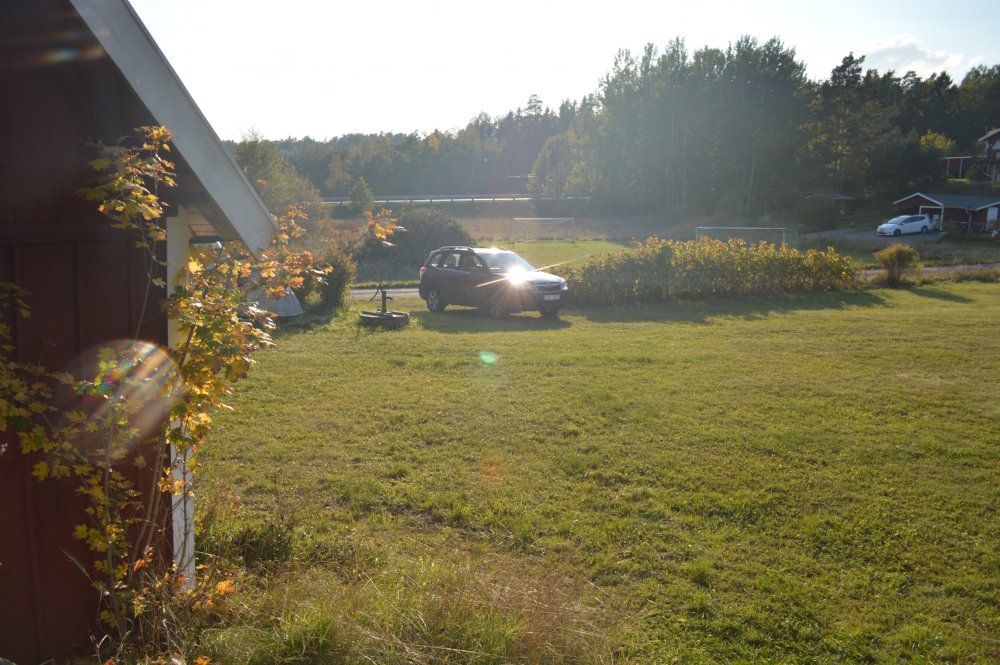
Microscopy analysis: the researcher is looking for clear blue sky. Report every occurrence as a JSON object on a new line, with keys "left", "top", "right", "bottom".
{"left": 129, "top": 0, "right": 1000, "bottom": 141}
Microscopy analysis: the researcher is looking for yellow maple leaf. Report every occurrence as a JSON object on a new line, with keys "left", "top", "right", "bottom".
{"left": 32, "top": 460, "right": 49, "bottom": 480}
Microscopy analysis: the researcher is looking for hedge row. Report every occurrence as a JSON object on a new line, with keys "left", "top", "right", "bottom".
{"left": 555, "top": 237, "right": 857, "bottom": 305}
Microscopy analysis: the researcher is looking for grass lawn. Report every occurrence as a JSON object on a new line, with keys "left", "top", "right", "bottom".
{"left": 199, "top": 282, "right": 1000, "bottom": 663}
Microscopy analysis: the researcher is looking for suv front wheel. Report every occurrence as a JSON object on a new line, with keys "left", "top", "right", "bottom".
{"left": 426, "top": 287, "right": 446, "bottom": 312}
{"left": 540, "top": 306, "right": 560, "bottom": 318}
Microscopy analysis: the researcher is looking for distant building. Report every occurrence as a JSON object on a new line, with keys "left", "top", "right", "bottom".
{"left": 893, "top": 192, "right": 1000, "bottom": 233}
{"left": 973, "top": 127, "right": 1000, "bottom": 182}
{"left": 939, "top": 155, "right": 973, "bottom": 178}
{"left": 938, "top": 127, "right": 1000, "bottom": 181}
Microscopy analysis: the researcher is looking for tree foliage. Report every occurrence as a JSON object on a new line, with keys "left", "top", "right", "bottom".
{"left": 351, "top": 208, "right": 473, "bottom": 281}
{"left": 229, "top": 45, "right": 996, "bottom": 220}
{"left": 234, "top": 130, "right": 321, "bottom": 214}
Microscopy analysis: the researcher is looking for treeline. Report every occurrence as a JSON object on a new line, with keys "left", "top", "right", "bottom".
{"left": 555, "top": 39, "right": 1000, "bottom": 214}
{"left": 232, "top": 37, "right": 1000, "bottom": 216}
{"left": 234, "top": 94, "right": 575, "bottom": 199}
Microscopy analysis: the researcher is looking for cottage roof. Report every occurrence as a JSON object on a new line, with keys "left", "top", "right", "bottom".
{"left": 70, "top": 0, "right": 275, "bottom": 254}
{"left": 893, "top": 192, "right": 1000, "bottom": 211}
{"left": 977, "top": 127, "right": 1000, "bottom": 143}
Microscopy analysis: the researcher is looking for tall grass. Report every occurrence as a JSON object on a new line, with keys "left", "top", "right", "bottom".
{"left": 196, "top": 545, "right": 616, "bottom": 664}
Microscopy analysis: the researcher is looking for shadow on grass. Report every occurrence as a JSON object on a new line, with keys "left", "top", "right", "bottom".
{"left": 277, "top": 291, "right": 889, "bottom": 335}
{"left": 574, "top": 290, "right": 888, "bottom": 324}
{"left": 271, "top": 307, "right": 341, "bottom": 338}
{"left": 412, "top": 307, "right": 573, "bottom": 333}
{"left": 904, "top": 286, "right": 974, "bottom": 303}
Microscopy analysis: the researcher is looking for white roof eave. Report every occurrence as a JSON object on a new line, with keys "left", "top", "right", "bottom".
{"left": 977, "top": 127, "right": 1000, "bottom": 143}
{"left": 892, "top": 192, "right": 942, "bottom": 206}
{"left": 69, "top": 0, "right": 275, "bottom": 256}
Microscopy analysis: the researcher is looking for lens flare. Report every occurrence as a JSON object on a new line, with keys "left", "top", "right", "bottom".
{"left": 479, "top": 351, "right": 498, "bottom": 365}
{"left": 506, "top": 269, "right": 528, "bottom": 286}
{"left": 62, "top": 340, "right": 182, "bottom": 457}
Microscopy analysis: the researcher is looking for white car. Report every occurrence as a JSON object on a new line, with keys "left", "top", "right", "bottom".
{"left": 877, "top": 214, "right": 934, "bottom": 236}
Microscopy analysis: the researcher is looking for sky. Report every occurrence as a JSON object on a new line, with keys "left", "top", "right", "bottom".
{"left": 128, "top": 0, "right": 1000, "bottom": 142}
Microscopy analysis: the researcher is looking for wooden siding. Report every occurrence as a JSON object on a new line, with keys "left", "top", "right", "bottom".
{"left": 0, "top": 1, "right": 171, "bottom": 660}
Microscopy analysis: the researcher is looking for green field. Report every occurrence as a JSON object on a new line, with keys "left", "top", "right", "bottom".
{"left": 199, "top": 283, "right": 1000, "bottom": 663}
{"left": 500, "top": 239, "right": 633, "bottom": 270}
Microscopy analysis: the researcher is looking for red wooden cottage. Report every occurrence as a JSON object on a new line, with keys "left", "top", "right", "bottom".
{"left": 893, "top": 192, "right": 1000, "bottom": 233}
{"left": 0, "top": 0, "right": 274, "bottom": 661}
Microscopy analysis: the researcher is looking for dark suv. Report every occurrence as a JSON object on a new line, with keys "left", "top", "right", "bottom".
{"left": 419, "top": 246, "right": 569, "bottom": 317}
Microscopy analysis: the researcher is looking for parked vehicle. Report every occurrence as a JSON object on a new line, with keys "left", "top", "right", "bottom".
{"left": 877, "top": 214, "right": 934, "bottom": 236}
{"left": 419, "top": 246, "right": 568, "bottom": 317}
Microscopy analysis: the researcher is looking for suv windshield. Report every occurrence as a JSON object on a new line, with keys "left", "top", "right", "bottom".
{"left": 479, "top": 251, "right": 534, "bottom": 272}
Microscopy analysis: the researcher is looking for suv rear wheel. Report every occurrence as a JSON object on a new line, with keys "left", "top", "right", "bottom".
{"left": 487, "top": 293, "right": 506, "bottom": 318}
{"left": 426, "top": 287, "right": 446, "bottom": 312}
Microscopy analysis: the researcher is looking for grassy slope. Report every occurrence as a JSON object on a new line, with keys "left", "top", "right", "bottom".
{"left": 203, "top": 283, "right": 1000, "bottom": 663}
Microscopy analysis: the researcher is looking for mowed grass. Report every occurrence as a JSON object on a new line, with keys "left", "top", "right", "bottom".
{"left": 200, "top": 282, "right": 1000, "bottom": 663}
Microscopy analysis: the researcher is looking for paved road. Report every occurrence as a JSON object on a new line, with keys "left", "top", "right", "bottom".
{"left": 352, "top": 287, "right": 419, "bottom": 301}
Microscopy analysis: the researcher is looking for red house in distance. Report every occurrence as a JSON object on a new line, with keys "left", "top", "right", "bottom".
{"left": 893, "top": 192, "right": 1000, "bottom": 233}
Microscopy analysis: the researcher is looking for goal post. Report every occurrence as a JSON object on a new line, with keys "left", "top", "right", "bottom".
{"left": 695, "top": 226, "right": 799, "bottom": 247}
{"left": 509, "top": 218, "right": 575, "bottom": 244}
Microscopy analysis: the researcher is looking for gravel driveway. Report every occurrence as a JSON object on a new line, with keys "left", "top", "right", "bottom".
{"left": 805, "top": 228, "right": 948, "bottom": 245}
{"left": 352, "top": 286, "right": 419, "bottom": 301}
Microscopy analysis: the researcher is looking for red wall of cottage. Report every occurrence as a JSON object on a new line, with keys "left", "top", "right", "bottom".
{"left": 0, "top": 3, "right": 172, "bottom": 661}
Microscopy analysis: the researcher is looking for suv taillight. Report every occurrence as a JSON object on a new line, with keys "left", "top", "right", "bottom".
{"left": 419, "top": 266, "right": 426, "bottom": 278}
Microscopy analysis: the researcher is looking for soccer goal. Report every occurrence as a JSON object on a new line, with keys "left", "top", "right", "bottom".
{"left": 508, "top": 217, "right": 575, "bottom": 244}
{"left": 695, "top": 226, "right": 799, "bottom": 247}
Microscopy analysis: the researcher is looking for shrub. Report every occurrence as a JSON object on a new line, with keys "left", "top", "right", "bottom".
{"left": 352, "top": 208, "right": 473, "bottom": 281}
{"left": 874, "top": 243, "right": 921, "bottom": 287}
{"left": 318, "top": 252, "right": 356, "bottom": 309}
{"left": 557, "top": 237, "right": 857, "bottom": 305}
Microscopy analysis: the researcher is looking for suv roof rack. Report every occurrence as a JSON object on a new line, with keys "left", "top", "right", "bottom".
{"left": 433, "top": 245, "right": 512, "bottom": 252}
